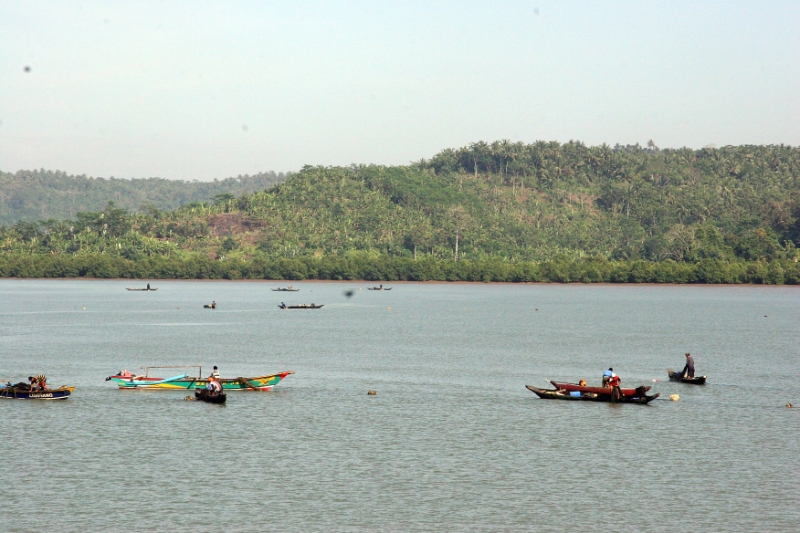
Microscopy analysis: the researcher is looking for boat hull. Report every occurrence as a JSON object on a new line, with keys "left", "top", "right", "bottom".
{"left": 278, "top": 305, "right": 323, "bottom": 309}
{"left": 110, "top": 371, "right": 294, "bottom": 390}
{"left": 0, "top": 386, "right": 75, "bottom": 400}
{"left": 526, "top": 385, "right": 659, "bottom": 404}
{"left": 667, "top": 370, "right": 706, "bottom": 385}
{"left": 550, "top": 381, "right": 650, "bottom": 398}
{"left": 195, "top": 390, "right": 227, "bottom": 404}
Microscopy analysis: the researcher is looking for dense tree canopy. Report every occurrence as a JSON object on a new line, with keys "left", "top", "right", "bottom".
{"left": 2, "top": 141, "right": 800, "bottom": 282}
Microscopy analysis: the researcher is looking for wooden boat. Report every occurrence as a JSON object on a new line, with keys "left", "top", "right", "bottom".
{"left": 194, "top": 389, "right": 227, "bottom": 404}
{"left": 278, "top": 304, "right": 323, "bottom": 309}
{"left": 367, "top": 286, "right": 392, "bottom": 290}
{"left": 550, "top": 380, "right": 651, "bottom": 398}
{"left": 126, "top": 287, "right": 157, "bottom": 291}
{"left": 0, "top": 383, "right": 75, "bottom": 400}
{"left": 107, "top": 367, "right": 293, "bottom": 391}
{"left": 526, "top": 385, "right": 659, "bottom": 404}
{"left": 667, "top": 369, "right": 707, "bottom": 385}
{"left": 203, "top": 302, "right": 217, "bottom": 309}
{"left": 271, "top": 287, "right": 299, "bottom": 291}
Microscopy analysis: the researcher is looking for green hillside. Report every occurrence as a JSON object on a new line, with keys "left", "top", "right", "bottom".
{"left": 0, "top": 169, "right": 287, "bottom": 226}
{"left": 2, "top": 141, "right": 800, "bottom": 283}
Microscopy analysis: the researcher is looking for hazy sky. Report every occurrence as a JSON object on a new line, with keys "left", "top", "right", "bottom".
{"left": 2, "top": 1, "right": 798, "bottom": 181}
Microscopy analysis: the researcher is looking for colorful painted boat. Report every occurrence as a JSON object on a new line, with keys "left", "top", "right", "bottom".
{"left": 550, "top": 380, "right": 651, "bottom": 398}
{"left": 0, "top": 385, "right": 76, "bottom": 400}
{"left": 107, "top": 367, "right": 293, "bottom": 391}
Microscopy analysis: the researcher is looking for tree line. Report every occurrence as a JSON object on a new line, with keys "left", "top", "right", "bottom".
{"left": 2, "top": 140, "right": 800, "bottom": 283}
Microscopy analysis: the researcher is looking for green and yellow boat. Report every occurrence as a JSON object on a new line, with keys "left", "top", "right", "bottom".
{"left": 106, "top": 366, "right": 293, "bottom": 391}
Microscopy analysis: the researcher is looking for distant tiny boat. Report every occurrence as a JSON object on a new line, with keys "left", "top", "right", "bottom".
{"left": 194, "top": 389, "right": 227, "bottom": 404}
{"left": 271, "top": 287, "right": 299, "bottom": 291}
{"left": 278, "top": 303, "right": 323, "bottom": 309}
{"left": 204, "top": 301, "right": 217, "bottom": 309}
{"left": 667, "top": 369, "right": 707, "bottom": 385}
{"left": 0, "top": 383, "right": 75, "bottom": 400}
{"left": 367, "top": 285, "right": 392, "bottom": 290}
{"left": 127, "top": 283, "right": 157, "bottom": 291}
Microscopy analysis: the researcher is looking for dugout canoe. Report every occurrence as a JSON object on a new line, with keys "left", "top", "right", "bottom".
{"left": 667, "top": 369, "right": 707, "bottom": 385}
{"left": 526, "top": 385, "right": 659, "bottom": 404}
{"left": 550, "top": 380, "right": 651, "bottom": 398}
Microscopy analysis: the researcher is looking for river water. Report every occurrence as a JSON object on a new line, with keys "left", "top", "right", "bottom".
{"left": 0, "top": 280, "right": 798, "bottom": 532}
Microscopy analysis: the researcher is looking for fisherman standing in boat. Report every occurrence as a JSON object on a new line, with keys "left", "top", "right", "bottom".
{"left": 608, "top": 372, "right": 622, "bottom": 402}
{"left": 210, "top": 366, "right": 220, "bottom": 379}
{"left": 682, "top": 353, "right": 695, "bottom": 378}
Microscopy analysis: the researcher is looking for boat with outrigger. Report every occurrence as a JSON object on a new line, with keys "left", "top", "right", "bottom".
{"left": 105, "top": 366, "right": 294, "bottom": 391}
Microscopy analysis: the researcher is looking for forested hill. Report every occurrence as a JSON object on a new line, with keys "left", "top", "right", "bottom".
{"left": 0, "top": 169, "right": 288, "bottom": 226}
{"left": 2, "top": 141, "right": 800, "bottom": 283}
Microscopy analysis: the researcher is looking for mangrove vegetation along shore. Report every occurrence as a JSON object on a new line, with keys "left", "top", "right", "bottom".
{"left": 2, "top": 141, "right": 800, "bottom": 283}
{"left": 1, "top": 253, "right": 798, "bottom": 284}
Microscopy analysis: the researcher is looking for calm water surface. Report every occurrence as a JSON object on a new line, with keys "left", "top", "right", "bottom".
{"left": 0, "top": 280, "right": 798, "bottom": 532}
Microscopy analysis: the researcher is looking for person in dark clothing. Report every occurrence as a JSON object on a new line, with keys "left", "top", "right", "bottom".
{"left": 682, "top": 353, "right": 695, "bottom": 378}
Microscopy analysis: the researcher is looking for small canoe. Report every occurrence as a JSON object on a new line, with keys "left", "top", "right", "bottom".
{"left": 278, "top": 304, "right": 323, "bottom": 309}
{"left": 526, "top": 385, "right": 659, "bottom": 404}
{"left": 126, "top": 288, "right": 157, "bottom": 291}
{"left": 367, "top": 287, "right": 392, "bottom": 291}
{"left": 667, "top": 369, "right": 707, "bottom": 385}
{"left": 0, "top": 385, "right": 76, "bottom": 400}
{"left": 550, "top": 380, "right": 651, "bottom": 398}
{"left": 271, "top": 288, "right": 299, "bottom": 291}
{"left": 194, "top": 389, "right": 227, "bottom": 404}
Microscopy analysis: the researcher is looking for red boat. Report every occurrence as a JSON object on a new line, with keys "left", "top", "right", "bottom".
{"left": 550, "top": 380, "right": 651, "bottom": 398}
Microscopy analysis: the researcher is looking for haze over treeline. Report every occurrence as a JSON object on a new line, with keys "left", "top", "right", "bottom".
{"left": 2, "top": 140, "right": 800, "bottom": 283}
{"left": 0, "top": 170, "right": 287, "bottom": 226}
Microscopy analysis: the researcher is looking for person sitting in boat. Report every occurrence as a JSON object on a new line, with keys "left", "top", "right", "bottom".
{"left": 210, "top": 366, "right": 220, "bottom": 379}
{"left": 280, "top": 302, "right": 287, "bottom": 309}
{"left": 602, "top": 368, "right": 615, "bottom": 387}
{"left": 28, "top": 376, "right": 38, "bottom": 391}
{"left": 682, "top": 352, "right": 695, "bottom": 378}
{"left": 146, "top": 283, "right": 150, "bottom": 290}
{"left": 206, "top": 376, "right": 223, "bottom": 396}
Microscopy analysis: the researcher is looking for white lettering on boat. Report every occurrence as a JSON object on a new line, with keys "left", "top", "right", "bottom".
{"left": 29, "top": 393, "right": 54, "bottom": 398}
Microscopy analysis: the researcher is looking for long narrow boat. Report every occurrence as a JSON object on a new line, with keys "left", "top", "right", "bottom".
{"left": 367, "top": 286, "right": 392, "bottom": 290}
{"left": 526, "top": 385, "right": 659, "bottom": 404}
{"left": 0, "top": 385, "right": 76, "bottom": 400}
{"left": 106, "top": 367, "right": 293, "bottom": 391}
{"left": 126, "top": 287, "right": 157, "bottom": 291}
{"left": 271, "top": 287, "right": 299, "bottom": 291}
{"left": 278, "top": 304, "right": 323, "bottom": 309}
{"left": 550, "top": 380, "right": 651, "bottom": 398}
{"left": 667, "top": 369, "right": 707, "bottom": 385}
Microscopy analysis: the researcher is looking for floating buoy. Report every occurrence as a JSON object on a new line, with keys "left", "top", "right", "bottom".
{"left": 669, "top": 394, "right": 680, "bottom": 402}
{"left": 83, "top": 307, "right": 86, "bottom": 310}
{"left": 367, "top": 390, "right": 377, "bottom": 396}
{"left": 387, "top": 307, "right": 391, "bottom": 310}
{"left": 787, "top": 403, "right": 793, "bottom": 408}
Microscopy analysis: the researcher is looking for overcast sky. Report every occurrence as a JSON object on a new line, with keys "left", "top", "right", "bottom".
{"left": 1, "top": 1, "right": 798, "bottom": 181}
